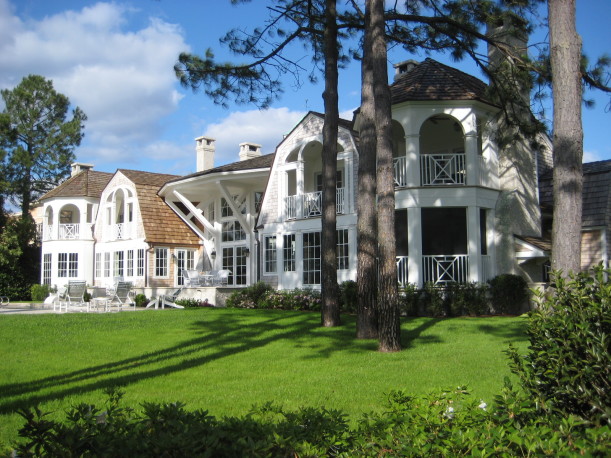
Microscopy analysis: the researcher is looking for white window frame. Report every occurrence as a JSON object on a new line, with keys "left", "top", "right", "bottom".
{"left": 264, "top": 236, "right": 277, "bottom": 273}
{"left": 154, "top": 247, "right": 169, "bottom": 278}
{"left": 137, "top": 249, "right": 145, "bottom": 277}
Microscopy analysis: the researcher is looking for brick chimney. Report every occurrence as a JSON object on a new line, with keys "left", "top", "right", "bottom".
{"left": 239, "top": 142, "right": 262, "bottom": 161}
{"left": 393, "top": 59, "right": 419, "bottom": 81}
{"left": 196, "top": 136, "right": 215, "bottom": 172}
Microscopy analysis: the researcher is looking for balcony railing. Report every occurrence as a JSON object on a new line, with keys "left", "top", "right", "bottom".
{"left": 421, "top": 153, "right": 466, "bottom": 186}
{"left": 396, "top": 256, "right": 409, "bottom": 286}
{"left": 42, "top": 223, "right": 93, "bottom": 241}
{"left": 285, "top": 188, "right": 345, "bottom": 220}
{"left": 393, "top": 156, "right": 408, "bottom": 187}
{"left": 422, "top": 254, "right": 469, "bottom": 285}
{"left": 104, "top": 223, "right": 134, "bottom": 241}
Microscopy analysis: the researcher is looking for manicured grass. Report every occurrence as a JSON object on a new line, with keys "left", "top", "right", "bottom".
{"left": 0, "top": 308, "right": 527, "bottom": 449}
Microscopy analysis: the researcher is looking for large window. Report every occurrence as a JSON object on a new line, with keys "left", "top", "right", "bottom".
{"left": 137, "top": 249, "right": 145, "bottom": 276}
{"left": 104, "top": 252, "right": 111, "bottom": 278}
{"left": 59, "top": 253, "right": 78, "bottom": 278}
{"left": 337, "top": 229, "right": 349, "bottom": 270}
{"left": 43, "top": 253, "right": 51, "bottom": 285}
{"left": 176, "top": 249, "right": 195, "bottom": 285}
{"left": 283, "top": 234, "right": 295, "bottom": 272}
{"left": 155, "top": 247, "right": 169, "bottom": 277}
{"left": 222, "top": 221, "right": 246, "bottom": 242}
{"left": 264, "top": 236, "right": 277, "bottom": 273}
{"left": 127, "top": 250, "right": 134, "bottom": 277}
{"left": 303, "top": 232, "right": 321, "bottom": 285}
{"left": 221, "top": 197, "right": 233, "bottom": 218}
{"left": 95, "top": 253, "right": 102, "bottom": 278}
{"left": 114, "top": 251, "right": 124, "bottom": 278}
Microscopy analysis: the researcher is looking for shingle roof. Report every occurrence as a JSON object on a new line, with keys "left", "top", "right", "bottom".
{"left": 516, "top": 235, "right": 552, "bottom": 252}
{"left": 391, "top": 58, "right": 491, "bottom": 105}
{"left": 166, "top": 153, "right": 276, "bottom": 184}
{"left": 38, "top": 170, "right": 113, "bottom": 201}
{"left": 117, "top": 169, "right": 200, "bottom": 245}
{"left": 539, "top": 160, "right": 611, "bottom": 228}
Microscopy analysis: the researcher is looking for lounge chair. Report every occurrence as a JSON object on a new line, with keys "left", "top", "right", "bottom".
{"left": 215, "top": 270, "right": 231, "bottom": 286}
{"left": 108, "top": 281, "right": 135, "bottom": 311}
{"left": 60, "top": 281, "right": 88, "bottom": 312}
{"left": 146, "top": 288, "right": 185, "bottom": 309}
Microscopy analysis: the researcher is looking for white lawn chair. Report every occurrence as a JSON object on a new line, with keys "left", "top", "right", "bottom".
{"left": 146, "top": 288, "right": 185, "bottom": 309}
{"left": 214, "top": 270, "right": 231, "bottom": 286}
{"left": 183, "top": 269, "right": 201, "bottom": 287}
{"left": 108, "top": 281, "right": 135, "bottom": 311}
{"left": 60, "top": 281, "right": 88, "bottom": 312}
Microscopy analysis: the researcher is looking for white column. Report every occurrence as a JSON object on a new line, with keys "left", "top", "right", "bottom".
{"left": 407, "top": 207, "right": 422, "bottom": 287}
{"left": 297, "top": 161, "right": 304, "bottom": 218}
{"left": 467, "top": 206, "right": 481, "bottom": 282}
{"left": 464, "top": 114, "right": 478, "bottom": 186}
{"left": 405, "top": 133, "right": 420, "bottom": 187}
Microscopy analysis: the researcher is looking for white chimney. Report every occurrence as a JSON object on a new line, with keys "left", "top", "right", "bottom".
{"left": 239, "top": 142, "right": 262, "bottom": 161}
{"left": 393, "top": 59, "right": 419, "bottom": 81}
{"left": 196, "top": 136, "right": 215, "bottom": 172}
{"left": 71, "top": 162, "right": 94, "bottom": 177}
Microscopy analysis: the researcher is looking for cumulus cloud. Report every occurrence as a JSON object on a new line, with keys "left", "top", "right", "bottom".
{"left": 0, "top": 0, "right": 189, "bottom": 169}
{"left": 202, "top": 107, "right": 307, "bottom": 164}
{"left": 583, "top": 150, "right": 603, "bottom": 163}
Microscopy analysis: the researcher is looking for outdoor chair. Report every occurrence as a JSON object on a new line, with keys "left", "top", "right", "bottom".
{"left": 183, "top": 269, "right": 201, "bottom": 287}
{"left": 108, "top": 281, "right": 135, "bottom": 311}
{"left": 146, "top": 288, "right": 185, "bottom": 309}
{"left": 214, "top": 269, "right": 231, "bottom": 286}
{"left": 60, "top": 281, "right": 88, "bottom": 312}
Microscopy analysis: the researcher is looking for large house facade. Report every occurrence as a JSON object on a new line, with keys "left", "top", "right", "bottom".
{"left": 40, "top": 57, "right": 605, "bottom": 295}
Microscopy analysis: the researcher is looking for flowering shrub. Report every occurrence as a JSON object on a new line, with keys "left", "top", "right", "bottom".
{"left": 226, "top": 284, "right": 321, "bottom": 311}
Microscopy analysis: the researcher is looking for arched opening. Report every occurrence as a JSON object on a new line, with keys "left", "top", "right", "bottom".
{"left": 392, "top": 120, "right": 407, "bottom": 186}
{"left": 419, "top": 115, "right": 466, "bottom": 185}
{"left": 58, "top": 204, "right": 81, "bottom": 239}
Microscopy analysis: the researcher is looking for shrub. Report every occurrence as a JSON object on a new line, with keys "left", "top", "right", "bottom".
{"left": 226, "top": 282, "right": 273, "bottom": 308}
{"left": 175, "top": 298, "right": 213, "bottom": 308}
{"left": 30, "top": 284, "right": 50, "bottom": 302}
{"left": 488, "top": 273, "right": 529, "bottom": 314}
{"left": 507, "top": 267, "right": 611, "bottom": 426}
{"left": 258, "top": 289, "right": 321, "bottom": 311}
{"left": 421, "top": 282, "right": 445, "bottom": 317}
{"left": 444, "top": 282, "right": 489, "bottom": 316}
{"left": 339, "top": 280, "right": 358, "bottom": 313}
{"left": 134, "top": 294, "right": 149, "bottom": 308}
{"left": 398, "top": 283, "right": 420, "bottom": 316}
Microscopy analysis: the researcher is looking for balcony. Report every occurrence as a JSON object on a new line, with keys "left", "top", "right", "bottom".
{"left": 42, "top": 223, "right": 93, "bottom": 241}
{"left": 396, "top": 254, "right": 492, "bottom": 286}
{"left": 285, "top": 188, "right": 345, "bottom": 220}
{"left": 105, "top": 223, "right": 134, "bottom": 241}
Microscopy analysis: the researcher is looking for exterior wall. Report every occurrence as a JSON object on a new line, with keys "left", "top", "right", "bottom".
{"left": 41, "top": 239, "right": 95, "bottom": 288}
{"left": 581, "top": 229, "right": 605, "bottom": 271}
{"left": 94, "top": 173, "right": 143, "bottom": 242}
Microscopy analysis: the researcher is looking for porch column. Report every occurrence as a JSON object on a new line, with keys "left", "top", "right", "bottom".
{"left": 296, "top": 160, "right": 304, "bottom": 218}
{"left": 407, "top": 207, "right": 422, "bottom": 287}
{"left": 405, "top": 133, "right": 420, "bottom": 187}
{"left": 486, "top": 208, "right": 497, "bottom": 281}
{"left": 467, "top": 206, "right": 481, "bottom": 282}
{"left": 464, "top": 114, "right": 479, "bottom": 186}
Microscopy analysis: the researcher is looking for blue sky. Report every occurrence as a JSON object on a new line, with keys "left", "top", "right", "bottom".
{"left": 1, "top": 0, "right": 609, "bottom": 176}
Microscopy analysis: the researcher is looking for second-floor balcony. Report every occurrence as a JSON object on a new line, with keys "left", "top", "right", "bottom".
{"left": 105, "top": 223, "right": 134, "bottom": 241}
{"left": 43, "top": 223, "right": 93, "bottom": 241}
{"left": 285, "top": 188, "right": 345, "bottom": 220}
{"left": 393, "top": 153, "right": 498, "bottom": 188}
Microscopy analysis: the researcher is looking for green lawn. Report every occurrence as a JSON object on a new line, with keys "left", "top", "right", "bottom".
{"left": 0, "top": 308, "right": 528, "bottom": 449}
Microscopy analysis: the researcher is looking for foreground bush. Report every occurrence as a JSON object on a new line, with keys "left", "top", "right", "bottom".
{"left": 507, "top": 266, "right": 611, "bottom": 426}
{"left": 226, "top": 283, "right": 321, "bottom": 311}
{"left": 13, "top": 386, "right": 610, "bottom": 457}
{"left": 488, "top": 273, "right": 529, "bottom": 314}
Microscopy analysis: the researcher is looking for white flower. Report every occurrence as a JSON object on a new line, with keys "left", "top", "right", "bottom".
{"left": 478, "top": 401, "right": 487, "bottom": 411}
{"left": 444, "top": 406, "right": 455, "bottom": 419}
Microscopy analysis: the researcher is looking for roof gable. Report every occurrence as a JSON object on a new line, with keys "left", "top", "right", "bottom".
{"left": 38, "top": 170, "right": 113, "bottom": 201}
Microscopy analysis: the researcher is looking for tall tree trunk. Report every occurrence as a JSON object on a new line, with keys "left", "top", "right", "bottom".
{"left": 549, "top": 0, "right": 583, "bottom": 276}
{"left": 356, "top": 1, "right": 379, "bottom": 339}
{"left": 370, "top": 0, "right": 401, "bottom": 351}
{"left": 321, "top": 0, "right": 340, "bottom": 327}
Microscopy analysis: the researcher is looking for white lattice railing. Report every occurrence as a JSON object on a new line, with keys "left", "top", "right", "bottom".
{"left": 43, "top": 224, "right": 93, "bottom": 241}
{"left": 421, "top": 153, "right": 466, "bottom": 186}
{"left": 393, "top": 156, "right": 408, "bottom": 187}
{"left": 422, "top": 254, "right": 469, "bottom": 285}
{"left": 104, "top": 223, "right": 133, "bottom": 240}
{"left": 396, "top": 256, "right": 409, "bottom": 286}
{"left": 59, "top": 223, "right": 80, "bottom": 239}
{"left": 284, "top": 188, "right": 345, "bottom": 220}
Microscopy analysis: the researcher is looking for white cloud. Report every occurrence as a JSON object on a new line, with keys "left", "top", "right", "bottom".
{"left": 583, "top": 150, "right": 603, "bottom": 163}
{"left": 203, "top": 107, "right": 306, "bottom": 164}
{"left": 0, "top": 0, "right": 189, "bottom": 167}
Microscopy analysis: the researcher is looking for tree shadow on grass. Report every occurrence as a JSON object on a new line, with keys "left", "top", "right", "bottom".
{"left": 0, "top": 310, "right": 375, "bottom": 414}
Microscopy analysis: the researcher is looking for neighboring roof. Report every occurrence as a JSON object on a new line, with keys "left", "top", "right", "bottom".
{"left": 539, "top": 160, "right": 611, "bottom": 228}
{"left": 117, "top": 169, "right": 200, "bottom": 245}
{"left": 515, "top": 234, "right": 552, "bottom": 253}
{"left": 165, "top": 153, "right": 276, "bottom": 184}
{"left": 38, "top": 170, "right": 113, "bottom": 201}
{"left": 390, "top": 58, "right": 491, "bottom": 105}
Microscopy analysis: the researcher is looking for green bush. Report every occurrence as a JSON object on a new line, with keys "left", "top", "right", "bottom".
{"left": 507, "top": 267, "right": 611, "bottom": 426}
{"left": 226, "top": 282, "right": 273, "bottom": 308}
{"left": 258, "top": 289, "right": 321, "bottom": 311}
{"left": 175, "top": 298, "right": 213, "bottom": 308}
{"left": 30, "top": 284, "right": 50, "bottom": 302}
{"left": 421, "top": 282, "right": 446, "bottom": 317}
{"left": 488, "top": 273, "right": 529, "bottom": 314}
{"left": 339, "top": 280, "right": 358, "bottom": 313}
{"left": 444, "top": 282, "right": 489, "bottom": 316}
{"left": 13, "top": 386, "right": 610, "bottom": 457}
{"left": 398, "top": 283, "right": 420, "bottom": 316}
{"left": 134, "top": 294, "right": 149, "bottom": 308}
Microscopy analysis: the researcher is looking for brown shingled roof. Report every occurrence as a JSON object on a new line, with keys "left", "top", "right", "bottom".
{"left": 117, "top": 170, "right": 200, "bottom": 245}
{"left": 391, "top": 58, "right": 491, "bottom": 105}
{"left": 165, "top": 153, "right": 275, "bottom": 184}
{"left": 38, "top": 170, "right": 113, "bottom": 201}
